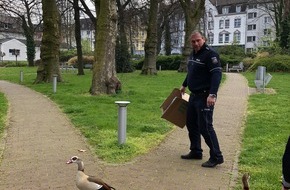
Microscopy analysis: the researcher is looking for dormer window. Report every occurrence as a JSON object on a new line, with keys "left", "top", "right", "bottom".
{"left": 236, "top": 5, "right": 241, "bottom": 13}
{"left": 248, "top": 4, "right": 257, "bottom": 9}
{"left": 222, "top": 7, "right": 229, "bottom": 14}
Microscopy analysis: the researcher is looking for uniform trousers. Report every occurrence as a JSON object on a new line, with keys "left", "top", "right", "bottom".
{"left": 186, "top": 93, "right": 223, "bottom": 161}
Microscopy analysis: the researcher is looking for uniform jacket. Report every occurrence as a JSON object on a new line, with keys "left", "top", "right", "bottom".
{"left": 182, "top": 44, "right": 222, "bottom": 95}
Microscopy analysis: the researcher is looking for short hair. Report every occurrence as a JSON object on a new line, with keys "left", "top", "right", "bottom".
{"left": 191, "top": 30, "right": 204, "bottom": 37}
{"left": 190, "top": 30, "right": 207, "bottom": 42}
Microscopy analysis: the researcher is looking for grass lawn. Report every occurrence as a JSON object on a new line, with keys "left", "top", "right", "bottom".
{"left": 235, "top": 72, "right": 290, "bottom": 190}
{"left": 0, "top": 67, "right": 187, "bottom": 163}
{"left": 1, "top": 67, "right": 289, "bottom": 189}
{"left": 0, "top": 92, "right": 8, "bottom": 140}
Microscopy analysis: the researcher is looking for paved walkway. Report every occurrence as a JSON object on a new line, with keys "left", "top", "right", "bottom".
{"left": 0, "top": 73, "right": 249, "bottom": 190}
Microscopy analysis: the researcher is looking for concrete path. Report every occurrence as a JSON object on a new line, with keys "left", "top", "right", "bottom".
{"left": 0, "top": 72, "right": 249, "bottom": 190}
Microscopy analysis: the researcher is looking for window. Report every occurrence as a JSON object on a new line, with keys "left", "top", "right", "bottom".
{"left": 219, "top": 20, "right": 224, "bottom": 29}
{"left": 9, "top": 49, "right": 20, "bottom": 56}
{"left": 246, "top": 48, "right": 255, "bottom": 53}
{"left": 262, "top": 41, "right": 270, "bottom": 46}
{"left": 236, "top": 5, "right": 241, "bottom": 13}
{"left": 247, "top": 24, "right": 256, "bottom": 30}
{"left": 225, "top": 19, "right": 230, "bottom": 28}
{"left": 208, "top": 33, "right": 214, "bottom": 44}
{"left": 222, "top": 7, "right": 229, "bottom": 14}
{"left": 264, "top": 16, "right": 271, "bottom": 23}
{"left": 219, "top": 34, "right": 223, "bottom": 43}
{"left": 234, "top": 31, "right": 241, "bottom": 43}
{"left": 248, "top": 12, "right": 257, "bottom": 19}
{"left": 224, "top": 34, "right": 230, "bottom": 43}
{"left": 208, "top": 20, "right": 214, "bottom": 30}
{"left": 234, "top": 18, "right": 241, "bottom": 28}
{"left": 248, "top": 4, "right": 257, "bottom": 9}
{"left": 219, "top": 33, "right": 230, "bottom": 43}
{"left": 87, "top": 30, "right": 90, "bottom": 35}
{"left": 264, "top": 28, "right": 271, "bottom": 35}
{"left": 247, "top": 36, "right": 256, "bottom": 42}
{"left": 4, "top": 23, "right": 8, "bottom": 29}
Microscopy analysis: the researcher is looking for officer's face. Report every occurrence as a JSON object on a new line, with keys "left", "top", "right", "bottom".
{"left": 191, "top": 33, "right": 205, "bottom": 52}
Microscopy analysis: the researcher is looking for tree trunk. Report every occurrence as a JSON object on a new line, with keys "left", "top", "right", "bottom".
{"left": 90, "top": 0, "right": 121, "bottom": 95}
{"left": 178, "top": 0, "right": 205, "bottom": 72}
{"left": 35, "top": 0, "right": 61, "bottom": 83}
{"left": 73, "top": 0, "right": 85, "bottom": 75}
{"left": 116, "top": 0, "right": 132, "bottom": 73}
{"left": 21, "top": 15, "right": 35, "bottom": 67}
{"left": 141, "top": 0, "right": 158, "bottom": 75}
{"left": 164, "top": 16, "right": 172, "bottom": 55}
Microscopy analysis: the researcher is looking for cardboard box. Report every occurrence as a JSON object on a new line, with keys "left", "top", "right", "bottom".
{"left": 160, "top": 88, "right": 189, "bottom": 128}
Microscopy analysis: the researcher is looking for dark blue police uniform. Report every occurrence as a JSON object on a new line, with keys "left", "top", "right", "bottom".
{"left": 282, "top": 136, "right": 290, "bottom": 189}
{"left": 182, "top": 43, "right": 223, "bottom": 164}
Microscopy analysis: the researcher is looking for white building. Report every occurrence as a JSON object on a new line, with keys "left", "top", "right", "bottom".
{"left": 0, "top": 38, "right": 40, "bottom": 62}
{"left": 204, "top": 0, "right": 276, "bottom": 53}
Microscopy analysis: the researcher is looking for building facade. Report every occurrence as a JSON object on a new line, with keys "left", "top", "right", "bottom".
{"left": 203, "top": 0, "right": 275, "bottom": 53}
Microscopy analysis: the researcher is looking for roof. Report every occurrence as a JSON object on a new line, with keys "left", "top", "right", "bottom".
{"left": 0, "top": 14, "right": 23, "bottom": 33}
{"left": 209, "top": 0, "right": 274, "bottom": 6}
{"left": 209, "top": 0, "right": 275, "bottom": 14}
{"left": 0, "top": 38, "right": 26, "bottom": 45}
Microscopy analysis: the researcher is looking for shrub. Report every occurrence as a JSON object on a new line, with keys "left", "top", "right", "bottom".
{"left": 59, "top": 49, "right": 77, "bottom": 62}
{"left": 132, "top": 55, "right": 182, "bottom": 70}
{"left": 242, "top": 57, "right": 254, "bottom": 70}
{"left": 0, "top": 61, "right": 28, "bottom": 67}
{"left": 67, "top": 56, "right": 95, "bottom": 67}
{"left": 248, "top": 55, "right": 290, "bottom": 72}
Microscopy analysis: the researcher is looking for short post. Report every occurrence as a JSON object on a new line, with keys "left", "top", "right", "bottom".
{"left": 226, "top": 63, "right": 229, "bottom": 72}
{"left": 256, "top": 66, "right": 266, "bottom": 93}
{"left": 52, "top": 74, "right": 58, "bottom": 93}
{"left": 115, "top": 101, "right": 130, "bottom": 145}
{"left": 159, "top": 65, "right": 161, "bottom": 71}
{"left": 19, "top": 70, "right": 23, "bottom": 83}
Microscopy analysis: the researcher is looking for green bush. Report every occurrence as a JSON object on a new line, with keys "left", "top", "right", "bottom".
{"left": 0, "top": 61, "right": 28, "bottom": 67}
{"left": 132, "top": 55, "right": 182, "bottom": 70}
{"left": 59, "top": 49, "right": 77, "bottom": 63}
{"left": 241, "top": 57, "right": 254, "bottom": 70}
{"left": 248, "top": 54, "right": 290, "bottom": 72}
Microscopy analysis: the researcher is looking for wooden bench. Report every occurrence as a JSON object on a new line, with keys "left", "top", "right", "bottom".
{"left": 229, "top": 62, "right": 244, "bottom": 72}
{"left": 60, "top": 65, "right": 76, "bottom": 73}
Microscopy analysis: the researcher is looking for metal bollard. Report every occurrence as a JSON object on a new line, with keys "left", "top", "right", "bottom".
{"left": 52, "top": 74, "right": 58, "bottom": 93}
{"left": 19, "top": 70, "right": 23, "bottom": 83}
{"left": 115, "top": 101, "right": 130, "bottom": 145}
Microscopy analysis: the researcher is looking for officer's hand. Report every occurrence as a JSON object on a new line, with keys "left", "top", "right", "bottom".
{"left": 207, "top": 95, "right": 216, "bottom": 107}
{"left": 180, "top": 86, "right": 186, "bottom": 95}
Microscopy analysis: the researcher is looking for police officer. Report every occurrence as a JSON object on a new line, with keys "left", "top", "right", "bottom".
{"left": 282, "top": 136, "right": 290, "bottom": 190}
{"left": 180, "top": 31, "right": 224, "bottom": 168}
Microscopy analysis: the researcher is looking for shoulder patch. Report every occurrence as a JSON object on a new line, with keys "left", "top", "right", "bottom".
{"left": 211, "top": 57, "right": 218, "bottom": 64}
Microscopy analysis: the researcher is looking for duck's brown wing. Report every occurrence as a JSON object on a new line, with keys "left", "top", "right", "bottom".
{"left": 87, "top": 176, "right": 116, "bottom": 190}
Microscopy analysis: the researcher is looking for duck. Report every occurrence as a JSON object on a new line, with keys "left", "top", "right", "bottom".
{"left": 67, "top": 156, "right": 116, "bottom": 190}
{"left": 242, "top": 172, "right": 250, "bottom": 190}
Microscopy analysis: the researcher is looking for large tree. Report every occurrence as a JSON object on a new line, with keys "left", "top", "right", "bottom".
{"left": 34, "top": 0, "right": 61, "bottom": 83}
{"left": 89, "top": 0, "right": 120, "bottom": 95}
{"left": 141, "top": 0, "right": 159, "bottom": 75}
{"left": 178, "top": 0, "right": 205, "bottom": 72}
